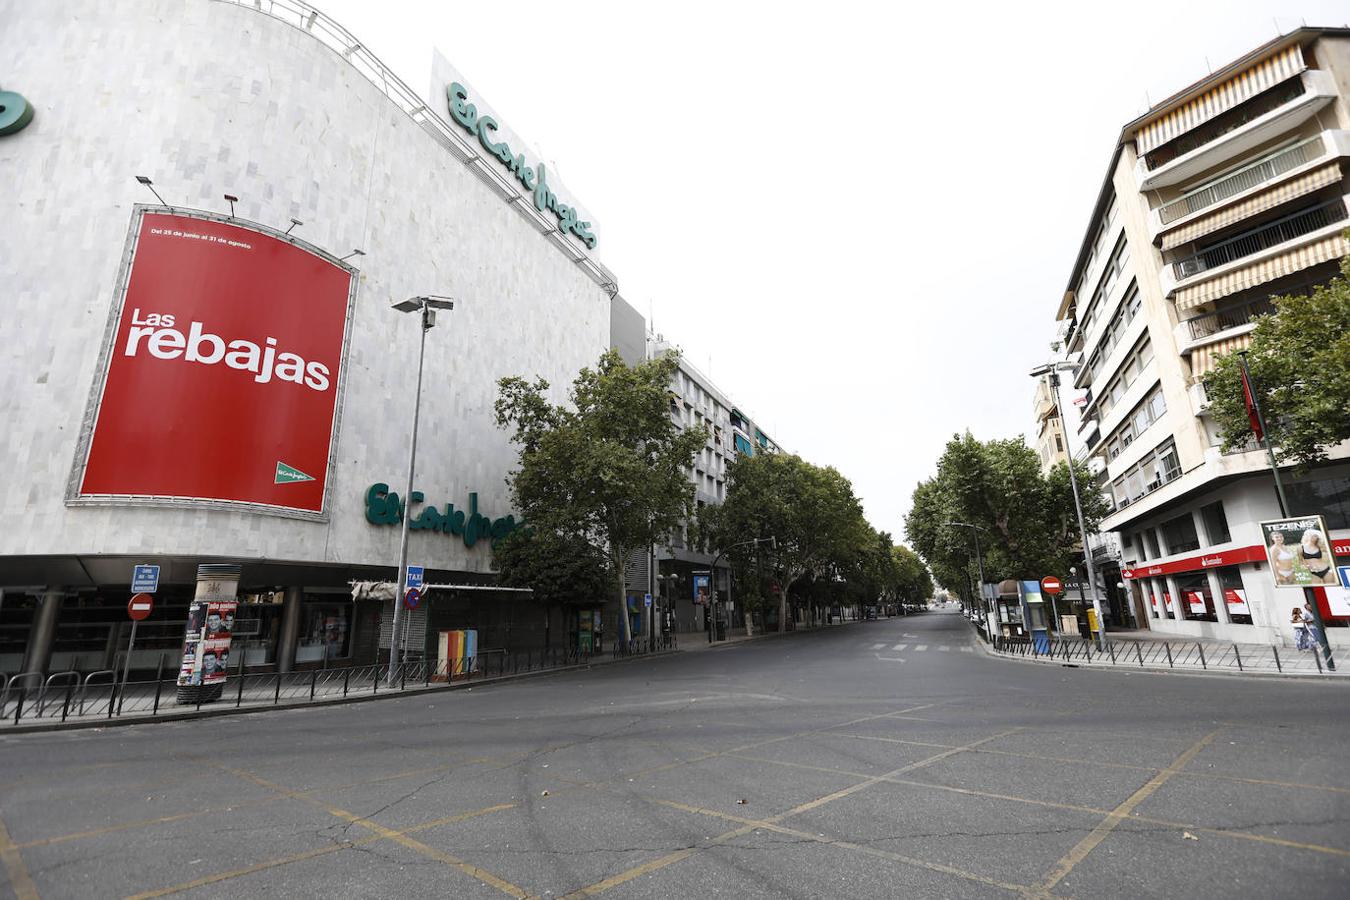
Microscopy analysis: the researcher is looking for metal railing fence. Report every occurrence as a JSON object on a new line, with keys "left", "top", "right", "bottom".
{"left": 1171, "top": 199, "right": 1347, "bottom": 279}
{"left": 1158, "top": 136, "right": 1323, "bottom": 225}
{"left": 990, "top": 635, "right": 1338, "bottom": 676}
{"left": 0, "top": 634, "right": 678, "bottom": 728}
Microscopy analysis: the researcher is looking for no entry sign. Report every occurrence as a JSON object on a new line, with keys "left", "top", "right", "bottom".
{"left": 128, "top": 593, "right": 155, "bottom": 621}
{"left": 1040, "top": 576, "right": 1064, "bottom": 596}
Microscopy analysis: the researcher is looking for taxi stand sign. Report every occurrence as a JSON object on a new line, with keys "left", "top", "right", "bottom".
{"left": 131, "top": 564, "right": 160, "bottom": 594}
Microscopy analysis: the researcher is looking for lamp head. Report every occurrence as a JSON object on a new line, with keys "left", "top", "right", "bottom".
{"left": 135, "top": 175, "right": 153, "bottom": 186}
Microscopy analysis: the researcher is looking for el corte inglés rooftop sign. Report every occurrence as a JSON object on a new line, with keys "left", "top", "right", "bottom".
{"left": 445, "top": 82, "right": 598, "bottom": 250}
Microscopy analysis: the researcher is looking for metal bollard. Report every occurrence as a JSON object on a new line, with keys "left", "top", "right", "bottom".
{"left": 154, "top": 655, "right": 166, "bottom": 716}
{"left": 1135, "top": 643, "right": 1144, "bottom": 667}
{"left": 1271, "top": 644, "right": 1282, "bottom": 673}
{"left": 1233, "top": 644, "right": 1243, "bottom": 672}
{"left": 310, "top": 668, "right": 318, "bottom": 701}
{"left": 1196, "top": 643, "right": 1207, "bottom": 670}
{"left": 61, "top": 678, "right": 75, "bottom": 722}
{"left": 344, "top": 668, "right": 352, "bottom": 697}
{"left": 1164, "top": 643, "right": 1174, "bottom": 668}
{"left": 274, "top": 676, "right": 281, "bottom": 705}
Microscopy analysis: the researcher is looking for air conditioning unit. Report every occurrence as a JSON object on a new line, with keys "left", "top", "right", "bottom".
{"left": 1176, "top": 258, "right": 1205, "bottom": 279}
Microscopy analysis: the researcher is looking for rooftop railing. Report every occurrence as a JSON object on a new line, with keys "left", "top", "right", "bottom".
{"left": 1158, "top": 136, "right": 1323, "bottom": 225}
{"left": 212, "top": 0, "right": 618, "bottom": 296}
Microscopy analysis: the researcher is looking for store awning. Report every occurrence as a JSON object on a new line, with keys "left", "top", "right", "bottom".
{"left": 1174, "top": 232, "right": 1349, "bottom": 311}
{"left": 1160, "top": 162, "right": 1342, "bottom": 251}
{"left": 1189, "top": 333, "right": 1253, "bottom": 377}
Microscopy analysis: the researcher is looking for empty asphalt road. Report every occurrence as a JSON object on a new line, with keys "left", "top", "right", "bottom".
{"left": 2, "top": 609, "right": 1348, "bottom": 899}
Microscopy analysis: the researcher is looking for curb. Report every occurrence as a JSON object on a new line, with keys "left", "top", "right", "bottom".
{"left": 0, "top": 650, "right": 681, "bottom": 735}
{"left": 967, "top": 629, "right": 1349, "bottom": 683}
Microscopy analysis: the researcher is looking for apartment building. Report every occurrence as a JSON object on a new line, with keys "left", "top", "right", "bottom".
{"left": 1052, "top": 27, "right": 1350, "bottom": 646}
{"left": 640, "top": 337, "right": 780, "bottom": 635}
{"left": 1032, "top": 373, "right": 1069, "bottom": 475}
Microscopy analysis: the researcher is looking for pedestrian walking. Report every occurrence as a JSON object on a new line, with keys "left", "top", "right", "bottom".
{"left": 1293, "top": 606, "right": 1313, "bottom": 651}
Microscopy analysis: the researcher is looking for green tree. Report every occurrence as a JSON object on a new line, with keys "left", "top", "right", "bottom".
{"left": 892, "top": 545, "right": 934, "bottom": 606}
{"left": 495, "top": 349, "right": 707, "bottom": 643}
{"left": 905, "top": 432, "right": 1108, "bottom": 597}
{"left": 1204, "top": 252, "right": 1350, "bottom": 469}
{"left": 492, "top": 527, "right": 613, "bottom": 649}
{"left": 705, "top": 452, "right": 869, "bottom": 632}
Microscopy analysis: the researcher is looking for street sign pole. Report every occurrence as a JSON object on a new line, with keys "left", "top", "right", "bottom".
{"left": 122, "top": 593, "right": 154, "bottom": 712}
{"left": 120, "top": 619, "right": 139, "bottom": 713}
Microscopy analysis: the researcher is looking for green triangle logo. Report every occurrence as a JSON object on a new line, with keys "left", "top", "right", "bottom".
{"left": 275, "top": 461, "right": 315, "bottom": 484}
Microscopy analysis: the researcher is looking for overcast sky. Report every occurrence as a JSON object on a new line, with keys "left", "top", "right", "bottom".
{"left": 317, "top": 0, "right": 1347, "bottom": 541}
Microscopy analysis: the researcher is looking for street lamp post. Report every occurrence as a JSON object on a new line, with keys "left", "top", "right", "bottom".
{"left": 944, "top": 521, "right": 990, "bottom": 640}
{"left": 1031, "top": 363, "right": 1108, "bottom": 651}
{"left": 388, "top": 295, "right": 455, "bottom": 684}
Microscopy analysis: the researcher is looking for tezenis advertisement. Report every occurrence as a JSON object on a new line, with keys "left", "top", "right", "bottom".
{"left": 76, "top": 211, "right": 355, "bottom": 515}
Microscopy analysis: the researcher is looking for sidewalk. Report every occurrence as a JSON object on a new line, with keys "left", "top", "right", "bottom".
{"left": 979, "top": 626, "right": 1347, "bottom": 678}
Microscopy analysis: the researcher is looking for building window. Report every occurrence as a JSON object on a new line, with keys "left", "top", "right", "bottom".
{"left": 1096, "top": 334, "right": 1152, "bottom": 419}
{"left": 1109, "top": 437, "right": 1181, "bottom": 511}
{"left": 297, "top": 602, "right": 350, "bottom": 663}
{"left": 1055, "top": 436, "right": 1063, "bottom": 453}
{"left": 1200, "top": 501, "right": 1231, "bottom": 545}
{"left": 1175, "top": 572, "right": 1216, "bottom": 621}
{"left": 1286, "top": 471, "right": 1350, "bottom": 530}
{"left": 1217, "top": 566, "right": 1251, "bottom": 624}
{"left": 1161, "top": 513, "right": 1200, "bottom": 554}
{"left": 1143, "top": 529, "right": 1161, "bottom": 559}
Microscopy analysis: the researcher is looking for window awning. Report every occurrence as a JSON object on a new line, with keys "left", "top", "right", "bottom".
{"left": 1135, "top": 44, "right": 1305, "bottom": 156}
{"left": 1160, "top": 162, "right": 1341, "bottom": 251}
{"left": 1189, "top": 333, "right": 1253, "bottom": 377}
{"left": 1173, "top": 232, "right": 1349, "bottom": 311}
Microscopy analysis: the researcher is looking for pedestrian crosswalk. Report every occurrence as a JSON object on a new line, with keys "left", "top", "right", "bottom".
{"left": 867, "top": 641, "right": 973, "bottom": 654}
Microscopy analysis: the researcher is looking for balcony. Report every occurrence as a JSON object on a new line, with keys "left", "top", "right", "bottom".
{"left": 1185, "top": 295, "right": 1276, "bottom": 340}
{"left": 1156, "top": 136, "right": 1322, "bottom": 226}
{"left": 1137, "top": 69, "right": 1337, "bottom": 191}
{"left": 1170, "top": 198, "right": 1347, "bottom": 281}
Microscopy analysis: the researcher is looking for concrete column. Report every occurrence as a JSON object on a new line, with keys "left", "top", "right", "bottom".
{"left": 21, "top": 589, "right": 64, "bottom": 675}
{"left": 1207, "top": 570, "right": 1232, "bottom": 625}
{"left": 276, "top": 586, "right": 304, "bottom": 673}
{"left": 1165, "top": 576, "right": 1183, "bottom": 620}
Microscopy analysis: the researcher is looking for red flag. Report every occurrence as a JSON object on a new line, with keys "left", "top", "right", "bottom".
{"left": 1239, "top": 365, "right": 1264, "bottom": 443}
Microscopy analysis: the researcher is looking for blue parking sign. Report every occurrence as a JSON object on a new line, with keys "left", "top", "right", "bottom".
{"left": 131, "top": 564, "right": 160, "bottom": 593}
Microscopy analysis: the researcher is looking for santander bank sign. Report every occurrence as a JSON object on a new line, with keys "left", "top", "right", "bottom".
{"left": 75, "top": 211, "right": 355, "bottom": 516}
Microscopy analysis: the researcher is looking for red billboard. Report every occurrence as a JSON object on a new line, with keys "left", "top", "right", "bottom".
{"left": 75, "top": 210, "right": 355, "bottom": 516}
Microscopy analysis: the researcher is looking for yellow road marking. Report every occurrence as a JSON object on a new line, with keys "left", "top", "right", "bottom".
{"left": 0, "top": 814, "right": 39, "bottom": 900}
{"left": 834, "top": 731, "right": 1350, "bottom": 797}
{"left": 1037, "top": 728, "right": 1223, "bottom": 892}
{"left": 125, "top": 803, "right": 516, "bottom": 899}
{"left": 557, "top": 849, "right": 698, "bottom": 898}
{"left": 560, "top": 729, "right": 1021, "bottom": 896}
{"left": 216, "top": 765, "right": 534, "bottom": 898}
{"left": 652, "top": 799, "right": 1037, "bottom": 897}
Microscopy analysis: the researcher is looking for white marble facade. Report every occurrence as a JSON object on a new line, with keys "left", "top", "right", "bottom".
{"left": 0, "top": 0, "right": 612, "bottom": 577}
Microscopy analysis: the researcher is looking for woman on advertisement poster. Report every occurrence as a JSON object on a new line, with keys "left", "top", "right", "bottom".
{"left": 1262, "top": 516, "right": 1340, "bottom": 588}
{"left": 1300, "top": 530, "right": 1336, "bottom": 585}
{"left": 1267, "top": 531, "right": 1296, "bottom": 585}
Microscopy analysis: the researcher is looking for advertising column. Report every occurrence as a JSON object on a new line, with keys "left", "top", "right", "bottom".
{"left": 176, "top": 564, "right": 241, "bottom": 704}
